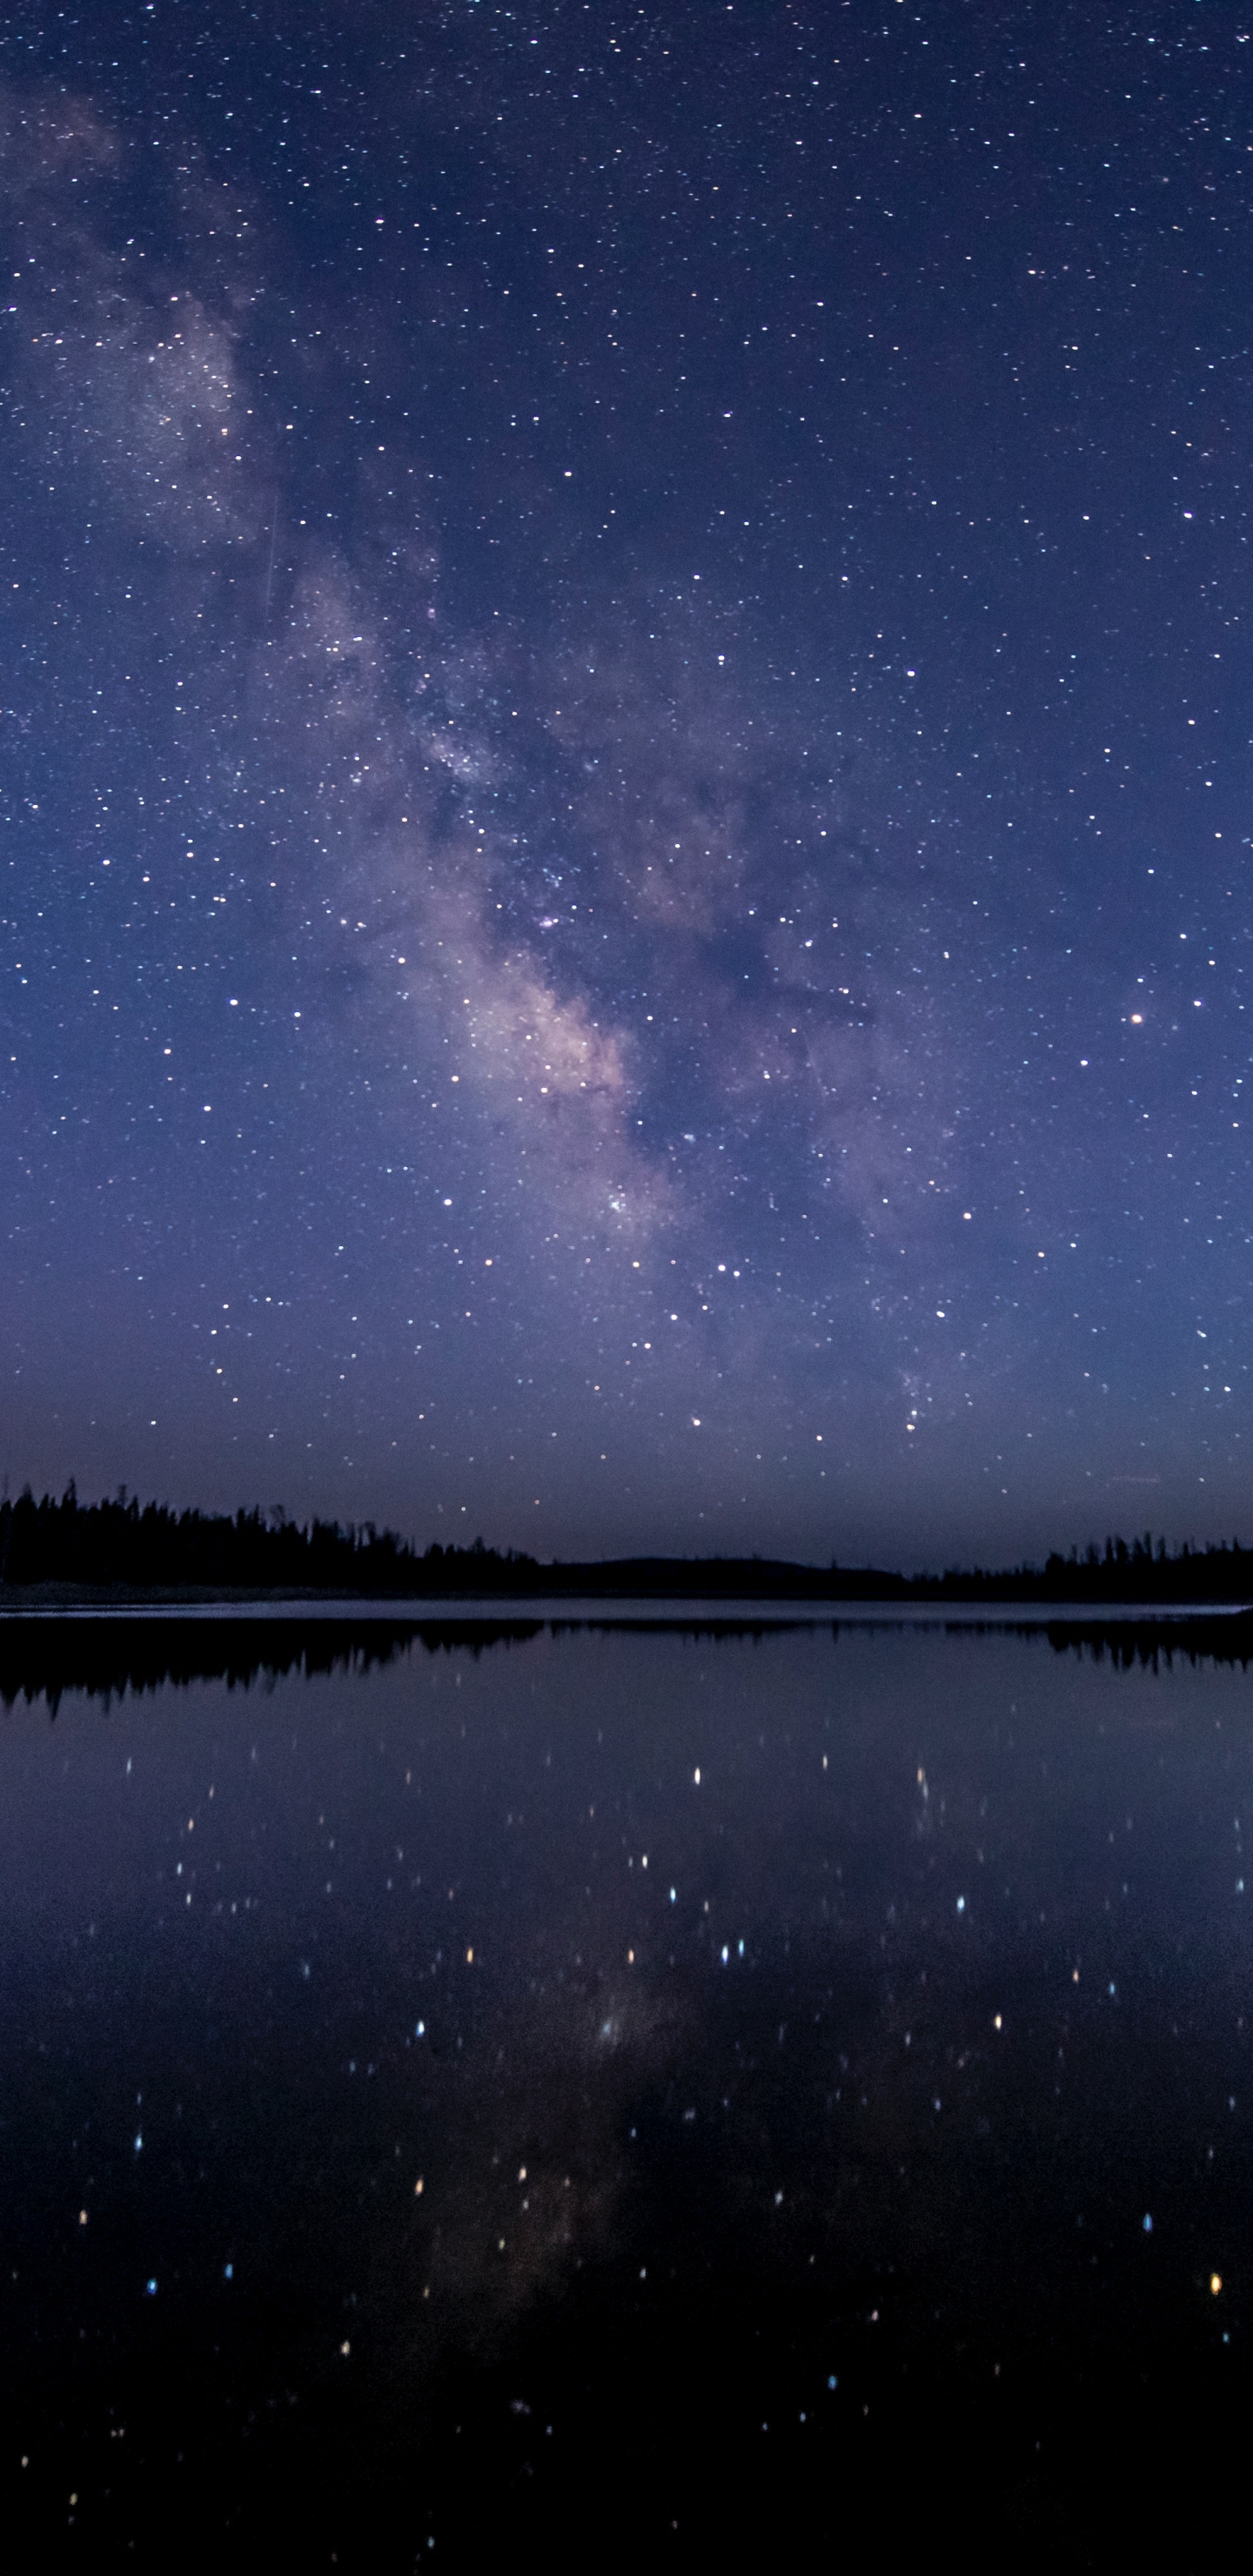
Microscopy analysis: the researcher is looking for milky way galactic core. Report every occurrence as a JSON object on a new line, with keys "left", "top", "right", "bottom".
{"left": 2, "top": 1, "right": 1249, "bottom": 1561}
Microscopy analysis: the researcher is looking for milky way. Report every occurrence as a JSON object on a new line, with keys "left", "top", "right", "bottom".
{"left": 2, "top": 1, "right": 1250, "bottom": 1563}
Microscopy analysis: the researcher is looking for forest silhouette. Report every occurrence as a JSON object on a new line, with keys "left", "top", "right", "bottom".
{"left": 3, "top": 1483, "right": 1253, "bottom": 1607}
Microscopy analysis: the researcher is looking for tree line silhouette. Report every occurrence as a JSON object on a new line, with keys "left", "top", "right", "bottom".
{"left": 0, "top": 1485, "right": 432, "bottom": 1593}
{"left": 3, "top": 1486, "right": 1253, "bottom": 1605}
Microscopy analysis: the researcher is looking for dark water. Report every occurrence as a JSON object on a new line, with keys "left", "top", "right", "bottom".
{"left": 2, "top": 1614, "right": 1251, "bottom": 2566}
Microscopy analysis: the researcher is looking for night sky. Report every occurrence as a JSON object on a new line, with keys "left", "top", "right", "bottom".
{"left": 3, "top": 0, "right": 1250, "bottom": 1566}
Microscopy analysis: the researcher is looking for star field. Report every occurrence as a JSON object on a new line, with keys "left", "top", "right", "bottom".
{"left": 2, "top": 0, "right": 1251, "bottom": 1564}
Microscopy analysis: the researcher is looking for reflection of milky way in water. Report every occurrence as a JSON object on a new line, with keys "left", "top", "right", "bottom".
{"left": 1, "top": 1622, "right": 1251, "bottom": 2555}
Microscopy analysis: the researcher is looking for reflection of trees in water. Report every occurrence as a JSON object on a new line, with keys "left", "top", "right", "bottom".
{"left": 1042, "top": 1613, "right": 1253, "bottom": 1672}
{"left": 0, "top": 1618, "right": 545, "bottom": 1714}
{"left": 1, "top": 1613, "right": 794, "bottom": 1713}
{"left": 4, "top": 1606, "right": 1253, "bottom": 1714}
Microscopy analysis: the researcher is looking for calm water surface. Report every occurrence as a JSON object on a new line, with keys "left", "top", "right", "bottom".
{"left": 2, "top": 1616, "right": 1250, "bottom": 2565}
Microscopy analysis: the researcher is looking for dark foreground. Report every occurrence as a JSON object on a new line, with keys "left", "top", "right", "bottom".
{"left": 1, "top": 1616, "right": 1250, "bottom": 2566}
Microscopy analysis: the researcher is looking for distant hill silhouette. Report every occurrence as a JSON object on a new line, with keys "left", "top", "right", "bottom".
{"left": 3, "top": 1485, "right": 1253, "bottom": 1607}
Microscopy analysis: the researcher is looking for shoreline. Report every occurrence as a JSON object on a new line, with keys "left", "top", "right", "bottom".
{"left": 2, "top": 1586, "right": 1251, "bottom": 1625}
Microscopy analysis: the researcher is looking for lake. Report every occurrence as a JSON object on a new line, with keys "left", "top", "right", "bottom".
{"left": 1, "top": 1610, "right": 1250, "bottom": 2564}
